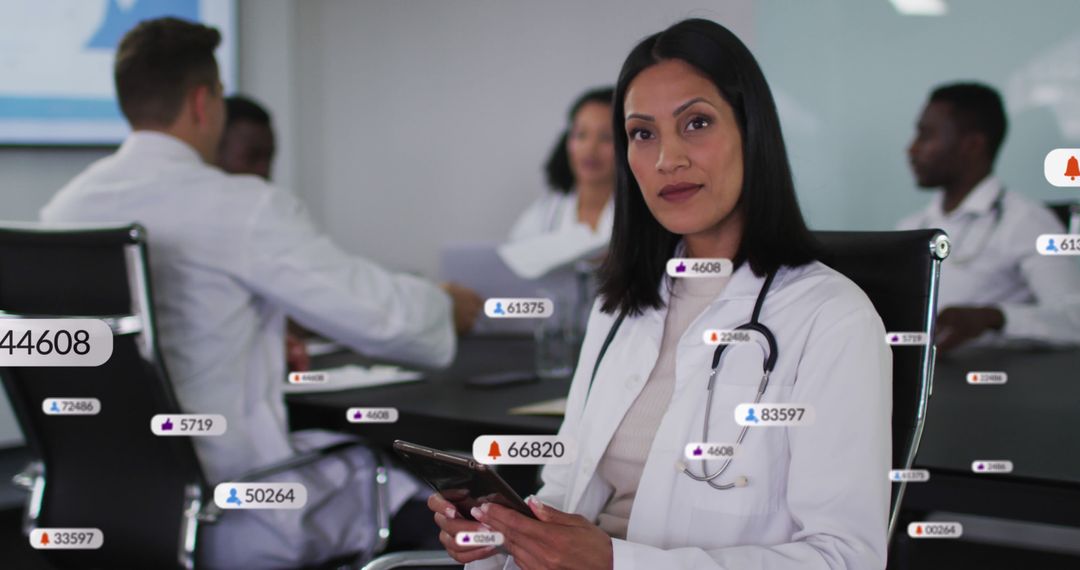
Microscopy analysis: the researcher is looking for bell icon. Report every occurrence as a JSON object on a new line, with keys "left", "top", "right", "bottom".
{"left": 487, "top": 441, "right": 502, "bottom": 460}
{"left": 40, "top": 531, "right": 50, "bottom": 545}
{"left": 1066, "top": 155, "right": 1080, "bottom": 181}
{"left": 710, "top": 331, "right": 718, "bottom": 343}
{"left": 915, "top": 525, "right": 923, "bottom": 536}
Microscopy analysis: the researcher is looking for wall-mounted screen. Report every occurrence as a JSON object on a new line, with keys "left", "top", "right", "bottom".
{"left": 0, "top": 0, "right": 236, "bottom": 146}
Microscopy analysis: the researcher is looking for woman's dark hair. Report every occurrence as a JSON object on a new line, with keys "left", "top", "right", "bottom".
{"left": 598, "top": 18, "right": 818, "bottom": 316}
{"left": 544, "top": 86, "right": 615, "bottom": 193}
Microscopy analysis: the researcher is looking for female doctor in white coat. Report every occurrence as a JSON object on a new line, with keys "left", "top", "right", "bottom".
{"left": 507, "top": 87, "right": 617, "bottom": 241}
{"left": 430, "top": 18, "right": 892, "bottom": 569}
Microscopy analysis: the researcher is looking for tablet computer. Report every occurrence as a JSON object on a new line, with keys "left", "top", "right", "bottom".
{"left": 393, "top": 440, "right": 536, "bottom": 520}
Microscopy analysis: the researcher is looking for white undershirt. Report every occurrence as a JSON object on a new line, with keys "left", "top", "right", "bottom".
{"left": 595, "top": 274, "right": 730, "bottom": 539}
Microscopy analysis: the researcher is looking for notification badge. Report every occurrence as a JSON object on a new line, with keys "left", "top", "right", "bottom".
{"left": 885, "top": 332, "right": 928, "bottom": 346}
{"left": 455, "top": 531, "right": 504, "bottom": 546}
{"left": 907, "top": 522, "right": 962, "bottom": 539}
{"left": 966, "top": 371, "right": 1007, "bottom": 385}
{"left": 1044, "top": 149, "right": 1080, "bottom": 187}
{"left": 473, "top": 435, "right": 574, "bottom": 465}
{"left": 30, "top": 528, "right": 103, "bottom": 549}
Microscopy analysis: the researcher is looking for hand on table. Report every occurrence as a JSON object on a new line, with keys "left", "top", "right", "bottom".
{"left": 441, "top": 282, "right": 483, "bottom": 334}
{"left": 936, "top": 306, "right": 1004, "bottom": 352}
{"left": 286, "top": 332, "right": 310, "bottom": 372}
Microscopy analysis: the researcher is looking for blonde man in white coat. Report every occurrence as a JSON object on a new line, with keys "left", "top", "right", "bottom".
{"left": 41, "top": 18, "right": 481, "bottom": 569}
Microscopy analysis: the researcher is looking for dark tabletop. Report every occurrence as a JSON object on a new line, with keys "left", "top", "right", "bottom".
{"left": 287, "top": 336, "right": 567, "bottom": 451}
{"left": 287, "top": 337, "right": 1080, "bottom": 525}
{"left": 913, "top": 346, "right": 1080, "bottom": 484}
{"left": 289, "top": 338, "right": 1080, "bottom": 480}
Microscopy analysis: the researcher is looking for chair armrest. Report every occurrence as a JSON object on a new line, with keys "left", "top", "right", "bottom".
{"left": 361, "top": 550, "right": 461, "bottom": 570}
{"left": 11, "top": 461, "right": 42, "bottom": 491}
{"left": 233, "top": 441, "right": 363, "bottom": 483}
{"left": 197, "top": 441, "right": 391, "bottom": 552}
{"left": 11, "top": 461, "right": 45, "bottom": 535}
{"left": 198, "top": 441, "right": 362, "bottom": 522}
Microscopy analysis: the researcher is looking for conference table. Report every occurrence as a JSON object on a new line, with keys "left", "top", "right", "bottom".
{"left": 288, "top": 336, "right": 563, "bottom": 451}
{"left": 903, "top": 345, "right": 1080, "bottom": 528}
{"left": 286, "top": 337, "right": 1080, "bottom": 527}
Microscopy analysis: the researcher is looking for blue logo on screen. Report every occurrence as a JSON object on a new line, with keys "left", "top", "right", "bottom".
{"left": 86, "top": 0, "right": 200, "bottom": 50}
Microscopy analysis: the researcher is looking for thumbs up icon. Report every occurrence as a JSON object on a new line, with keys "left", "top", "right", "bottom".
{"left": 162, "top": 418, "right": 174, "bottom": 431}
{"left": 675, "top": 262, "right": 687, "bottom": 273}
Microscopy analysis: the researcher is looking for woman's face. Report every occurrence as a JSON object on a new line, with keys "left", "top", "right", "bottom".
{"left": 623, "top": 59, "right": 744, "bottom": 236}
{"left": 567, "top": 101, "right": 616, "bottom": 189}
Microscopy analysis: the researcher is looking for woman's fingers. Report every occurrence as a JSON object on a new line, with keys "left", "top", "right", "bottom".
{"left": 472, "top": 503, "right": 557, "bottom": 568}
{"left": 433, "top": 512, "right": 486, "bottom": 535}
{"left": 475, "top": 503, "right": 549, "bottom": 542}
{"left": 426, "top": 492, "right": 458, "bottom": 518}
{"left": 429, "top": 495, "right": 499, "bottom": 564}
{"left": 438, "top": 531, "right": 497, "bottom": 564}
{"left": 503, "top": 541, "right": 546, "bottom": 570}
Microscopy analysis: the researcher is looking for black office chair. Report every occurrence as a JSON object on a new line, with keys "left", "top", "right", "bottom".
{"left": 1047, "top": 201, "right": 1080, "bottom": 234}
{"left": 0, "top": 223, "right": 389, "bottom": 569}
{"left": 361, "top": 229, "right": 950, "bottom": 569}
{"left": 815, "top": 229, "right": 949, "bottom": 544}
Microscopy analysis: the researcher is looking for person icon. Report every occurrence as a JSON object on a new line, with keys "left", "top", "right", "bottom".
{"left": 226, "top": 487, "right": 242, "bottom": 505}
{"left": 49, "top": 401, "right": 60, "bottom": 413}
{"left": 1046, "top": 238, "right": 1059, "bottom": 253}
{"left": 745, "top": 407, "right": 759, "bottom": 424}
{"left": 493, "top": 302, "right": 506, "bottom": 315}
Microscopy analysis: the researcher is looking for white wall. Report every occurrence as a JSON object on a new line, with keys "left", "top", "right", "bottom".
{"left": 755, "top": 0, "right": 1080, "bottom": 230}
{"left": 235, "top": 0, "right": 299, "bottom": 191}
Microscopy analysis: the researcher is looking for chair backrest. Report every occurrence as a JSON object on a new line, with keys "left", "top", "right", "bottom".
{"left": 813, "top": 229, "right": 948, "bottom": 541}
{"left": 1047, "top": 201, "right": 1080, "bottom": 234}
{"left": 0, "top": 223, "right": 205, "bottom": 569}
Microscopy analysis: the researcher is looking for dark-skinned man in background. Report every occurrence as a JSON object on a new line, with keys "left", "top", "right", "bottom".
{"left": 898, "top": 82, "right": 1080, "bottom": 351}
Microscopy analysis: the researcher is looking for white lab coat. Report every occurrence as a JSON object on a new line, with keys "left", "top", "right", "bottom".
{"left": 470, "top": 261, "right": 892, "bottom": 570}
{"left": 897, "top": 175, "right": 1080, "bottom": 347}
{"left": 41, "top": 131, "right": 454, "bottom": 568}
{"left": 507, "top": 190, "right": 613, "bottom": 242}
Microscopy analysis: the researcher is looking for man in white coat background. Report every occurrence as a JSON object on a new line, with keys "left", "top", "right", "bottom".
{"left": 899, "top": 82, "right": 1080, "bottom": 351}
{"left": 40, "top": 17, "right": 481, "bottom": 569}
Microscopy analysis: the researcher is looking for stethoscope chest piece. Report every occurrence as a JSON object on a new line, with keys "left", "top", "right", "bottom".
{"left": 680, "top": 271, "right": 779, "bottom": 491}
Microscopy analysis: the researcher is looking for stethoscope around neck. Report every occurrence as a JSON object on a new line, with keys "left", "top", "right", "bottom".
{"left": 937, "top": 186, "right": 1005, "bottom": 267}
{"left": 586, "top": 269, "right": 779, "bottom": 492}
{"left": 677, "top": 270, "right": 778, "bottom": 490}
